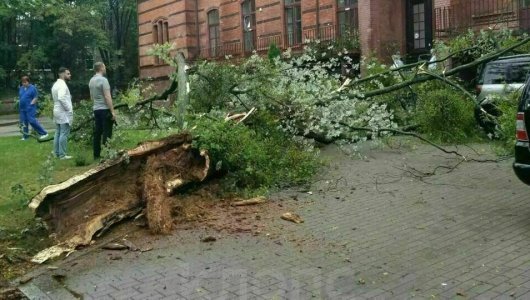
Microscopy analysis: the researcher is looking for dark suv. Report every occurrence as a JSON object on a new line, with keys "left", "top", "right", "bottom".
{"left": 513, "top": 76, "right": 530, "bottom": 185}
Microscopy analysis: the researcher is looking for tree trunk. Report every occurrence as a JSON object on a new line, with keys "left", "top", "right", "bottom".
{"left": 29, "top": 133, "right": 211, "bottom": 263}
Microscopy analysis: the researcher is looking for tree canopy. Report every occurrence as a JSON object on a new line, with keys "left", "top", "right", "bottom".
{"left": 0, "top": 0, "right": 138, "bottom": 97}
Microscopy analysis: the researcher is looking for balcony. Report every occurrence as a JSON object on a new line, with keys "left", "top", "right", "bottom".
{"left": 205, "top": 40, "right": 243, "bottom": 59}
{"left": 435, "top": 0, "right": 530, "bottom": 38}
{"left": 200, "top": 23, "right": 359, "bottom": 59}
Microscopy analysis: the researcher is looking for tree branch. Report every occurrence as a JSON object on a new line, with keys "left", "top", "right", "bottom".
{"left": 71, "top": 78, "right": 178, "bottom": 133}
{"left": 351, "top": 37, "right": 530, "bottom": 99}
{"left": 352, "top": 45, "right": 480, "bottom": 86}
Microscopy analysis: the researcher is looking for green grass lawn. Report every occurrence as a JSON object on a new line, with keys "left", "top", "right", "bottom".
{"left": 0, "top": 129, "right": 169, "bottom": 231}
{"left": 0, "top": 135, "right": 94, "bottom": 279}
{"left": 0, "top": 128, "right": 173, "bottom": 279}
{"left": 0, "top": 136, "right": 94, "bottom": 231}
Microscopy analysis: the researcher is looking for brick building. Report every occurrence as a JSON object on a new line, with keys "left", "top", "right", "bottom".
{"left": 138, "top": 0, "right": 530, "bottom": 81}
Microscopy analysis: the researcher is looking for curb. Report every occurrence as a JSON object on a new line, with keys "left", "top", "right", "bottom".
{"left": 13, "top": 225, "right": 143, "bottom": 299}
{"left": 0, "top": 121, "right": 18, "bottom": 127}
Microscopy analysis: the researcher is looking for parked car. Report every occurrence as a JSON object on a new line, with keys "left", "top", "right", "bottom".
{"left": 476, "top": 55, "right": 530, "bottom": 133}
{"left": 477, "top": 54, "right": 530, "bottom": 102}
{"left": 513, "top": 76, "right": 530, "bottom": 185}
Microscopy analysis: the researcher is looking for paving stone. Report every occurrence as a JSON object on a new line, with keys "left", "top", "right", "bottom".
{"left": 17, "top": 144, "right": 530, "bottom": 300}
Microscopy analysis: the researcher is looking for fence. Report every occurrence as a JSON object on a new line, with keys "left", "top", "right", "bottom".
{"left": 205, "top": 40, "right": 243, "bottom": 58}
{"left": 435, "top": 0, "right": 530, "bottom": 38}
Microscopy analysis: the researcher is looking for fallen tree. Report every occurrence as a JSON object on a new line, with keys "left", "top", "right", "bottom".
{"left": 28, "top": 133, "right": 210, "bottom": 263}
{"left": 26, "top": 33, "right": 529, "bottom": 263}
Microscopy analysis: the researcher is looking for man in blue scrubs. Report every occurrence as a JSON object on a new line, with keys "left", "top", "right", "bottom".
{"left": 19, "top": 76, "right": 48, "bottom": 140}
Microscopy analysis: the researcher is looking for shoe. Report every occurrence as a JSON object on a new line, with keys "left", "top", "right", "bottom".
{"left": 59, "top": 155, "right": 73, "bottom": 160}
{"left": 39, "top": 133, "right": 49, "bottom": 140}
{"left": 20, "top": 137, "right": 27, "bottom": 141}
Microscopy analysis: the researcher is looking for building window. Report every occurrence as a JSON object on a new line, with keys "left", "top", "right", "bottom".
{"left": 208, "top": 10, "right": 220, "bottom": 57}
{"left": 412, "top": 2, "right": 426, "bottom": 49}
{"left": 152, "top": 18, "right": 169, "bottom": 64}
{"left": 337, "top": 0, "right": 358, "bottom": 37}
{"left": 242, "top": 0, "right": 256, "bottom": 52}
{"left": 285, "top": 0, "right": 302, "bottom": 46}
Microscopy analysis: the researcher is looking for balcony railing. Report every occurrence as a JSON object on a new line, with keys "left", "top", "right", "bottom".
{"left": 257, "top": 34, "right": 282, "bottom": 51}
{"left": 205, "top": 40, "right": 243, "bottom": 58}
{"left": 200, "top": 23, "right": 359, "bottom": 59}
{"left": 435, "top": 0, "right": 530, "bottom": 38}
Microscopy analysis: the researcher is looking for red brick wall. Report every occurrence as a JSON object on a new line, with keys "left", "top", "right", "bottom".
{"left": 358, "top": 0, "right": 406, "bottom": 62}
{"left": 138, "top": 0, "right": 463, "bottom": 81}
{"left": 138, "top": 0, "right": 198, "bottom": 80}
{"left": 138, "top": 0, "right": 349, "bottom": 82}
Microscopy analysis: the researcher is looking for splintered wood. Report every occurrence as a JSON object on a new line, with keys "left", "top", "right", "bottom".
{"left": 28, "top": 133, "right": 210, "bottom": 263}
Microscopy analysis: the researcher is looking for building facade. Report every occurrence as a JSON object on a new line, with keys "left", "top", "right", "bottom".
{"left": 138, "top": 0, "right": 530, "bottom": 81}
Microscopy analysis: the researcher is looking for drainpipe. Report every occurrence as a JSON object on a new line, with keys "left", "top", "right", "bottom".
{"left": 316, "top": 0, "right": 320, "bottom": 39}
{"left": 195, "top": 0, "right": 200, "bottom": 58}
{"left": 137, "top": 0, "right": 141, "bottom": 79}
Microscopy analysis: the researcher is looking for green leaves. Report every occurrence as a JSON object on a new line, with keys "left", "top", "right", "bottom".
{"left": 190, "top": 114, "right": 319, "bottom": 195}
{"left": 0, "top": 0, "right": 138, "bottom": 93}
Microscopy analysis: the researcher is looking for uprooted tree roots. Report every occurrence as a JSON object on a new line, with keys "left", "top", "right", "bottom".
{"left": 28, "top": 133, "right": 210, "bottom": 263}
{"left": 144, "top": 145, "right": 210, "bottom": 234}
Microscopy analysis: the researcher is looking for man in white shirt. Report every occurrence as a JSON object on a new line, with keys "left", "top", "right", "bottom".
{"left": 51, "top": 67, "right": 73, "bottom": 159}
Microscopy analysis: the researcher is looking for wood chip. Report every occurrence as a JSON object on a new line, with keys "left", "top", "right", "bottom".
{"left": 201, "top": 236, "right": 217, "bottom": 243}
{"left": 101, "top": 243, "right": 128, "bottom": 251}
{"left": 281, "top": 212, "right": 304, "bottom": 224}
{"left": 18, "top": 276, "right": 33, "bottom": 284}
{"left": 122, "top": 239, "right": 140, "bottom": 251}
{"left": 232, "top": 197, "right": 266, "bottom": 206}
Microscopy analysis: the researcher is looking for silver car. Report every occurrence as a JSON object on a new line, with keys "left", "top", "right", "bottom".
{"left": 476, "top": 54, "right": 530, "bottom": 103}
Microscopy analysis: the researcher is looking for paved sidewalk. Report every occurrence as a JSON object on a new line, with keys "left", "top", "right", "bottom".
{"left": 0, "top": 114, "right": 54, "bottom": 137}
{"left": 18, "top": 143, "right": 530, "bottom": 299}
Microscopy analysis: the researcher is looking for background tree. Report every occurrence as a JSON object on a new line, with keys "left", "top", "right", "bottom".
{"left": 0, "top": 0, "right": 138, "bottom": 98}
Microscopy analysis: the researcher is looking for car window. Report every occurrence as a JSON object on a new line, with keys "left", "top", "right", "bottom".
{"left": 482, "top": 63, "right": 506, "bottom": 84}
{"left": 506, "top": 63, "right": 530, "bottom": 84}
{"left": 482, "top": 61, "right": 530, "bottom": 84}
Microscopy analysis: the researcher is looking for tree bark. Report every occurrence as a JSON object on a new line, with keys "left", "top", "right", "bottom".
{"left": 29, "top": 133, "right": 211, "bottom": 263}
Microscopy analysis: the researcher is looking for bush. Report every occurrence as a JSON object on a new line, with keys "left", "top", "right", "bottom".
{"left": 36, "top": 93, "right": 53, "bottom": 118}
{"left": 415, "top": 88, "right": 477, "bottom": 143}
{"left": 268, "top": 43, "right": 281, "bottom": 62}
{"left": 189, "top": 113, "right": 319, "bottom": 195}
{"left": 492, "top": 92, "right": 520, "bottom": 155}
{"left": 69, "top": 99, "right": 94, "bottom": 144}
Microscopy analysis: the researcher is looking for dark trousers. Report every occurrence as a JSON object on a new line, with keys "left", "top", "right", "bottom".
{"left": 93, "top": 109, "right": 113, "bottom": 159}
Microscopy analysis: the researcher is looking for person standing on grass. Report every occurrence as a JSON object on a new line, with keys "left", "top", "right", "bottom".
{"left": 18, "top": 76, "right": 48, "bottom": 141}
{"left": 51, "top": 67, "right": 73, "bottom": 160}
{"left": 89, "top": 62, "right": 116, "bottom": 160}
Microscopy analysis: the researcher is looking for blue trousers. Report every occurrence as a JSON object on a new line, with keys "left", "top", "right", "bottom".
{"left": 53, "top": 123, "right": 70, "bottom": 158}
{"left": 20, "top": 105, "right": 47, "bottom": 138}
